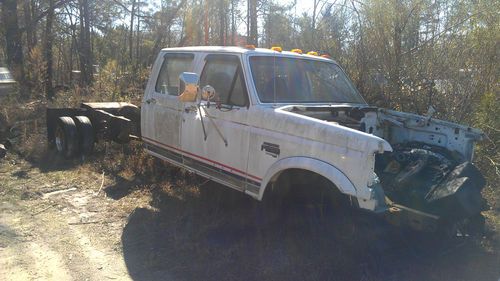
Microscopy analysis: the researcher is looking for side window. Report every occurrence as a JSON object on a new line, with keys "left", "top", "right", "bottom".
{"left": 155, "top": 53, "right": 194, "bottom": 95}
{"left": 200, "top": 55, "right": 248, "bottom": 107}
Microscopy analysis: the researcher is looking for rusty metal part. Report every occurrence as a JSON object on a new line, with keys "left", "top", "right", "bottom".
{"left": 384, "top": 201, "right": 439, "bottom": 232}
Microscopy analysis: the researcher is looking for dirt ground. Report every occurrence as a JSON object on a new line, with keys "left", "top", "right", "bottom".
{"left": 0, "top": 146, "right": 499, "bottom": 281}
{"left": 0, "top": 99, "right": 499, "bottom": 281}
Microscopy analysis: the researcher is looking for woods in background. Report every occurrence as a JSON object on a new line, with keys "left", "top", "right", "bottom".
{"left": 0, "top": 0, "right": 498, "bottom": 182}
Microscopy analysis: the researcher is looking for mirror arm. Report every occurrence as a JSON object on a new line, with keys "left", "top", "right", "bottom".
{"left": 200, "top": 106, "right": 228, "bottom": 147}
{"left": 197, "top": 104, "right": 208, "bottom": 141}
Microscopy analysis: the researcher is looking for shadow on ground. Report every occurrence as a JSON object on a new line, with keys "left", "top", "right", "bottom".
{"left": 104, "top": 175, "right": 143, "bottom": 200}
{"left": 121, "top": 181, "right": 500, "bottom": 281}
{"left": 16, "top": 149, "right": 81, "bottom": 173}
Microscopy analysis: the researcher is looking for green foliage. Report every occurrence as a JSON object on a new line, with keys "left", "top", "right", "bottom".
{"left": 92, "top": 59, "right": 120, "bottom": 101}
{"left": 89, "top": 59, "right": 148, "bottom": 103}
{"left": 473, "top": 92, "right": 500, "bottom": 190}
{"left": 24, "top": 46, "right": 47, "bottom": 98}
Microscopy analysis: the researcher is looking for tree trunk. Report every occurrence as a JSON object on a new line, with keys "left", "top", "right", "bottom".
{"left": 219, "top": 0, "right": 225, "bottom": 45}
{"left": 204, "top": 0, "right": 209, "bottom": 45}
{"left": 350, "top": 0, "right": 368, "bottom": 97}
{"left": 312, "top": 0, "right": 318, "bottom": 44}
{"left": 248, "top": 0, "right": 258, "bottom": 45}
{"left": 23, "top": 0, "right": 35, "bottom": 51}
{"left": 2, "top": 0, "right": 25, "bottom": 94}
{"left": 129, "top": 0, "right": 136, "bottom": 62}
{"left": 65, "top": 4, "right": 78, "bottom": 84}
{"left": 167, "top": 24, "right": 171, "bottom": 47}
{"left": 78, "top": 0, "right": 92, "bottom": 86}
{"left": 44, "top": 0, "right": 55, "bottom": 99}
{"left": 391, "top": 0, "right": 403, "bottom": 102}
{"left": 135, "top": 2, "right": 140, "bottom": 68}
{"left": 231, "top": 0, "right": 235, "bottom": 45}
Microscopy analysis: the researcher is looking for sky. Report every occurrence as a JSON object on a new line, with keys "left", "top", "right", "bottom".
{"left": 144, "top": 0, "right": 317, "bottom": 37}
{"left": 148, "top": 0, "right": 316, "bottom": 17}
{"left": 289, "top": 0, "right": 316, "bottom": 15}
{"left": 144, "top": 0, "right": 317, "bottom": 40}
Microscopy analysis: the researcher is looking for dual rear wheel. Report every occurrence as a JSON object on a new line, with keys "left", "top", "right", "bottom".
{"left": 54, "top": 116, "right": 95, "bottom": 159}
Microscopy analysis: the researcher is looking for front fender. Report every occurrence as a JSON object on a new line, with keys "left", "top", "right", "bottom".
{"left": 256, "top": 156, "right": 357, "bottom": 200}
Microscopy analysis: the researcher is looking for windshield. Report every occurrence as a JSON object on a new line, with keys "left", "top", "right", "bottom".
{"left": 249, "top": 56, "right": 365, "bottom": 104}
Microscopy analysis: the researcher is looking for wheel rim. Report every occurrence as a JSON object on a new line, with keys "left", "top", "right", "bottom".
{"left": 55, "top": 126, "right": 64, "bottom": 152}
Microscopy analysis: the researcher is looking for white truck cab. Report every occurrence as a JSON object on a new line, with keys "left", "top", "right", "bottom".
{"left": 141, "top": 46, "right": 486, "bottom": 232}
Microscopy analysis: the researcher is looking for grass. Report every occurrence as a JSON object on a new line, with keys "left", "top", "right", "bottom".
{"left": 1, "top": 97, "right": 499, "bottom": 281}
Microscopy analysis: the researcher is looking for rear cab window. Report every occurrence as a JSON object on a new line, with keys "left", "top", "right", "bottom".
{"left": 155, "top": 53, "right": 194, "bottom": 95}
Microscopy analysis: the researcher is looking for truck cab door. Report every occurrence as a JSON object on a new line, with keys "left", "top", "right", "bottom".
{"left": 142, "top": 53, "right": 195, "bottom": 159}
{"left": 180, "top": 54, "right": 257, "bottom": 192}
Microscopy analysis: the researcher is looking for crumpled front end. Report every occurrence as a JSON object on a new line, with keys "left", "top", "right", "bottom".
{"left": 276, "top": 104, "right": 487, "bottom": 233}
{"left": 376, "top": 142, "right": 487, "bottom": 233}
{"left": 373, "top": 110, "right": 487, "bottom": 234}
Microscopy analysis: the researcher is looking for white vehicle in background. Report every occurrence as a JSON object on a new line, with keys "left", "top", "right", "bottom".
{"left": 0, "top": 67, "right": 17, "bottom": 158}
{"left": 0, "top": 67, "right": 16, "bottom": 98}
{"left": 46, "top": 46, "right": 487, "bottom": 234}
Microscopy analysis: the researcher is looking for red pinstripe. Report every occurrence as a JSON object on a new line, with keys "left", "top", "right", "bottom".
{"left": 143, "top": 136, "right": 262, "bottom": 182}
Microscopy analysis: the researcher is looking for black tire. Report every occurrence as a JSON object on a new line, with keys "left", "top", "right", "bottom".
{"left": 117, "top": 105, "right": 140, "bottom": 122}
{"left": 73, "top": 116, "right": 95, "bottom": 156}
{"left": 116, "top": 105, "right": 141, "bottom": 142}
{"left": 258, "top": 180, "right": 346, "bottom": 230}
{"left": 55, "top": 116, "right": 78, "bottom": 158}
{"left": 284, "top": 183, "right": 344, "bottom": 223}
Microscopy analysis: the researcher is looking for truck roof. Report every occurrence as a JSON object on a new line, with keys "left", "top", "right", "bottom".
{"left": 160, "top": 46, "right": 335, "bottom": 62}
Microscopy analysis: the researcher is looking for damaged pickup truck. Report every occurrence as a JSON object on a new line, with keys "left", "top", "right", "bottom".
{"left": 46, "top": 46, "right": 487, "bottom": 234}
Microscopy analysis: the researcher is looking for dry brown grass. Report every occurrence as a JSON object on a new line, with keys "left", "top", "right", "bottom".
{"left": 1, "top": 98, "right": 499, "bottom": 281}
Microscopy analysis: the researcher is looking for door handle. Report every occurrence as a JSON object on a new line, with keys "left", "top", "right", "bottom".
{"left": 146, "top": 98, "right": 156, "bottom": 104}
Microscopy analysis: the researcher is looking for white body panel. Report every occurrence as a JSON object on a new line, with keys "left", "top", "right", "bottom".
{"left": 141, "top": 53, "right": 188, "bottom": 148}
{"left": 141, "top": 47, "right": 483, "bottom": 212}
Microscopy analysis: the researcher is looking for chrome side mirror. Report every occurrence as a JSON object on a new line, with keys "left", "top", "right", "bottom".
{"left": 178, "top": 72, "right": 200, "bottom": 102}
{"left": 201, "top": 85, "right": 216, "bottom": 101}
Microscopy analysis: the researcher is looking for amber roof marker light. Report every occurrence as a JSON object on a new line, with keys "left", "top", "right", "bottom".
{"left": 271, "top": 46, "right": 282, "bottom": 52}
{"left": 307, "top": 51, "right": 319, "bottom": 56}
{"left": 291, "top": 49, "right": 303, "bottom": 54}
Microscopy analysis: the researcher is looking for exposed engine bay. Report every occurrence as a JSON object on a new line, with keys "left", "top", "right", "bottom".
{"left": 286, "top": 105, "right": 486, "bottom": 231}
{"left": 288, "top": 105, "right": 374, "bottom": 131}
{"left": 375, "top": 142, "right": 485, "bottom": 220}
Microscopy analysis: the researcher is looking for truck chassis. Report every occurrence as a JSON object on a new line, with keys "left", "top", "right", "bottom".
{"left": 46, "top": 102, "right": 141, "bottom": 158}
